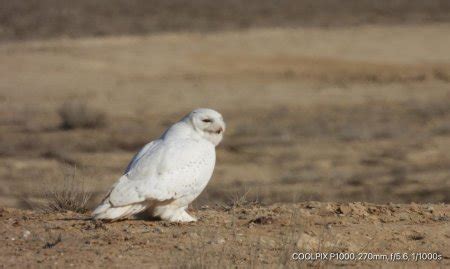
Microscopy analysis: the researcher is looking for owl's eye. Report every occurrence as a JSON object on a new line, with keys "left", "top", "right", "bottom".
{"left": 202, "top": 118, "right": 212, "bottom": 123}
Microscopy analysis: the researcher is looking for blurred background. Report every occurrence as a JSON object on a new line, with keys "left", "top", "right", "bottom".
{"left": 0, "top": 0, "right": 449, "bottom": 209}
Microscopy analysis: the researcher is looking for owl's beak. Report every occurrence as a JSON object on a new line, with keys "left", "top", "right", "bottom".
{"left": 215, "top": 127, "right": 224, "bottom": 134}
{"left": 213, "top": 120, "right": 225, "bottom": 134}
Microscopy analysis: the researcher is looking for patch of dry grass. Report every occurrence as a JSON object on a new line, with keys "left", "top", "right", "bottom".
{"left": 43, "top": 168, "right": 92, "bottom": 213}
{"left": 58, "top": 101, "right": 107, "bottom": 130}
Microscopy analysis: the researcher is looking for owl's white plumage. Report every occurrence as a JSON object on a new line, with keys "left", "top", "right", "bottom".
{"left": 92, "top": 108, "right": 225, "bottom": 222}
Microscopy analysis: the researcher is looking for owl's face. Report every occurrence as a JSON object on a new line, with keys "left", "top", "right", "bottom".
{"left": 188, "top": 108, "right": 225, "bottom": 146}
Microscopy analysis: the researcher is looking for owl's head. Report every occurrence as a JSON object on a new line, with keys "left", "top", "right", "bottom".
{"left": 185, "top": 108, "right": 225, "bottom": 146}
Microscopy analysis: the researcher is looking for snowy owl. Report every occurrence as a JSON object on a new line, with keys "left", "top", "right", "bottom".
{"left": 92, "top": 108, "right": 225, "bottom": 222}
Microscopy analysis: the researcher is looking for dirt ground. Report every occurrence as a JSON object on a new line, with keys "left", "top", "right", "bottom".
{"left": 0, "top": 14, "right": 450, "bottom": 268}
{"left": 0, "top": 202, "right": 448, "bottom": 268}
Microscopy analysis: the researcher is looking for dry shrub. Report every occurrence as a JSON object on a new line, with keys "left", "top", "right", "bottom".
{"left": 58, "top": 100, "right": 106, "bottom": 129}
{"left": 227, "top": 190, "right": 261, "bottom": 209}
{"left": 43, "top": 169, "right": 91, "bottom": 213}
{"left": 433, "top": 122, "right": 450, "bottom": 135}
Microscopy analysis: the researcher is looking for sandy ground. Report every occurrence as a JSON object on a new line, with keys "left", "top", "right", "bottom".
{"left": 0, "top": 202, "right": 448, "bottom": 268}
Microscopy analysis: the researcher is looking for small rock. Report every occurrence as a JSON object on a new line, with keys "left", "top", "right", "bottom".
{"left": 23, "top": 230, "right": 31, "bottom": 239}
{"left": 324, "top": 203, "right": 337, "bottom": 213}
{"left": 8, "top": 218, "right": 20, "bottom": 227}
{"left": 208, "top": 237, "right": 226, "bottom": 245}
{"left": 367, "top": 206, "right": 379, "bottom": 214}
{"left": 337, "top": 204, "right": 351, "bottom": 215}
{"left": 349, "top": 202, "right": 369, "bottom": 216}
{"left": 408, "top": 232, "right": 425, "bottom": 241}
{"left": 410, "top": 202, "right": 420, "bottom": 212}
{"left": 317, "top": 204, "right": 336, "bottom": 216}
{"left": 190, "top": 232, "right": 199, "bottom": 239}
{"left": 249, "top": 216, "right": 273, "bottom": 225}
{"left": 260, "top": 237, "right": 277, "bottom": 248}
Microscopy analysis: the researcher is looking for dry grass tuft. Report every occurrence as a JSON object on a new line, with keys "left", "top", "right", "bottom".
{"left": 225, "top": 190, "right": 262, "bottom": 210}
{"left": 58, "top": 101, "right": 106, "bottom": 130}
{"left": 43, "top": 169, "right": 91, "bottom": 213}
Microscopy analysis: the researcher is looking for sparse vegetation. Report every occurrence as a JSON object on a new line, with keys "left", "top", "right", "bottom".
{"left": 227, "top": 190, "right": 259, "bottom": 209}
{"left": 58, "top": 101, "right": 106, "bottom": 130}
{"left": 43, "top": 169, "right": 91, "bottom": 213}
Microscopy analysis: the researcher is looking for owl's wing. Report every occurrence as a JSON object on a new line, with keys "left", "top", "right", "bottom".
{"left": 123, "top": 140, "right": 158, "bottom": 174}
{"left": 108, "top": 139, "right": 214, "bottom": 207}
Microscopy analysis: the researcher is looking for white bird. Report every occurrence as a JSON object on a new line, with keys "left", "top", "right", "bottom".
{"left": 92, "top": 108, "right": 225, "bottom": 222}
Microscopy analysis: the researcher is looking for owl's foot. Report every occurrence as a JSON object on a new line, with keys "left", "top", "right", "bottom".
{"left": 166, "top": 210, "right": 197, "bottom": 222}
{"left": 154, "top": 206, "right": 197, "bottom": 222}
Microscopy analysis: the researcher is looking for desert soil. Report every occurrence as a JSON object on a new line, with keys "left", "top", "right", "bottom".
{"left": 1, "top": 202, "right": 449, "bottom": 268}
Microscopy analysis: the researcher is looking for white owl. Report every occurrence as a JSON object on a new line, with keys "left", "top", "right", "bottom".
{"left": 92, "top": 108, "right": 225, "bottom": 222}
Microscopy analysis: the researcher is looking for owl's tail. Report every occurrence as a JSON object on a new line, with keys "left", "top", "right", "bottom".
{"left": 92, "top": 200, "right": 147, "bottom": 221}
